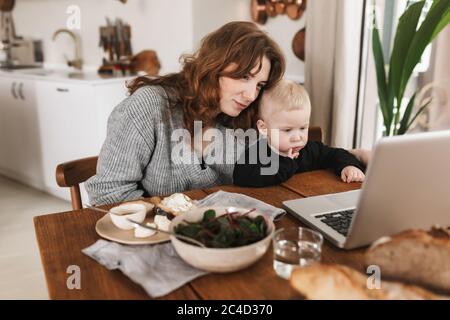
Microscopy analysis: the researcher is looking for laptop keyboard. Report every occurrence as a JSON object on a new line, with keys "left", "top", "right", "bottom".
{"left": 315, "top": 209, "right": 355, "bottom": 237}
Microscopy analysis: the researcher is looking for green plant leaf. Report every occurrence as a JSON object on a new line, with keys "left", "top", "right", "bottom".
{"left": 397, "top": 93, "right": 417, "bottom": 135}
{"left": 389, "top": 1, "right": 425, "bottom": 135}
{"left": 400, "top": 0, "right": 450, "bottom": 100}
{"left": 202, "top": 209, "right": 216, "bottom": 222}
{"left": 372, "top": 25, "right": 390, "bottom": 128}
{"left": 431, "top": 5, "right": 450, "bottom": 40}
{"left": 239, "top": 219, "right": 251, "bottom": 229}
{"left": 175, "top": 209, "right": 267, "bottom": 248}
{"left": 389, "top": 1, "right": 425, "bottom": 103}
{"left": 175, "top": 224, "right": 202, "bottom": 238}
{"left": 249, "top": 223, "right": 258, "bottom": 233}
{"left": 406, "top": 99, "right": 432, "bottom": 131}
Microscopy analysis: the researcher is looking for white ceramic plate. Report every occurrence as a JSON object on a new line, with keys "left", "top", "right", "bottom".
{"left": 95, "top": 213, "right": 170, "bottom": 245}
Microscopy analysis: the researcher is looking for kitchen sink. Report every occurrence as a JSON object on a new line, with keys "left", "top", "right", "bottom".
{"left": 13, "top": 68, "right": 57, "bottom": 76}
{"left": 2, "top": 66, "right": 129, "bottom": 81}
{"left": 11, "top": 68, "right": 87, "bottom": 79}
{"left": 0, "top": 64, "right": 43, "bottom": 70}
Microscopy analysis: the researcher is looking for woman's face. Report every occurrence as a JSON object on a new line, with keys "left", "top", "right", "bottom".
{"left": 218, "top": 56, "right": 271, "bottom": 117}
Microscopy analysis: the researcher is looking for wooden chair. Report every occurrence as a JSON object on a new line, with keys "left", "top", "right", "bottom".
{"left": 56, "top": 156, "right": 98, "bottom": 210}
{"left": 55, "top": 127, "right": 322, "bottom": 210}
{"left": 308, "top": 126, "right": 322, "bottom": 142}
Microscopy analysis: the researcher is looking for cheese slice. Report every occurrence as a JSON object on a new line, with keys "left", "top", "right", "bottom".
{"left": 134, "top": 222, "right": 157, "bottom": 238}
{"left": 154, "top": 215, "right": 171, "bottom": 232}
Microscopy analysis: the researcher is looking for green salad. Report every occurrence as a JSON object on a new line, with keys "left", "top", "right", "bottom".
{"left": 174, "top": 208, "right": 268, "bottom": 248}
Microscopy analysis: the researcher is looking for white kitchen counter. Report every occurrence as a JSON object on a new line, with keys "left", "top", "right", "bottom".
{"left": 0, "top": 67, "right": 137, "bottom": 85}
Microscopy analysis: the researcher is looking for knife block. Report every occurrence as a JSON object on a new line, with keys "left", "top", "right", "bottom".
{"left": 98, "top": 24, "right": 133, "bottom": 75}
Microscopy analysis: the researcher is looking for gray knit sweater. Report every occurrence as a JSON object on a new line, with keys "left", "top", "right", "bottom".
{"left": 85, "top": 85, "right": 244, "bottom": 205}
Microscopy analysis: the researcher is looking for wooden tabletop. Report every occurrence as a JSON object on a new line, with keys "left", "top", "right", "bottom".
{"left": 34, "top": 170, "right": 364, "bottom": 299}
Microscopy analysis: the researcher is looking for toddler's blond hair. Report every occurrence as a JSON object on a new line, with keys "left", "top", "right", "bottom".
{"left": 260, "top": 79, "right": 311, "bottom": 119}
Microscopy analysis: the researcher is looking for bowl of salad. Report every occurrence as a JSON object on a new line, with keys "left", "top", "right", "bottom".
{"left": 169, "top": 206, "right": 275, "bottom": 272}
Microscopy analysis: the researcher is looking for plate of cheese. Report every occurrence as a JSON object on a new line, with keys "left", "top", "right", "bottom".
{"left": 95, "top": 194, "right": 196, "bottom": 245}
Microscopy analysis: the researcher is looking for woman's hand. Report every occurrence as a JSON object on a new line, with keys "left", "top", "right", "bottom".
{"left": 341, "top": 166, "right": 365, "bottom": 183}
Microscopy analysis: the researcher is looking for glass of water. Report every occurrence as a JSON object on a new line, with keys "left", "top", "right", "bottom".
{"left": 272, "top": 227, "right": 324, "bottom": 280}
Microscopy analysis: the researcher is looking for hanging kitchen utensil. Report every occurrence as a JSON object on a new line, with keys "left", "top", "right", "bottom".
{"left": 1, "top": 0, "right": 18, "bottom": 42}
{"left": 0, "top": 0, "right": 15, "bottom": 12}
{"left": 292, "top": 27, "right": 306, "bottom": 61}
{"left": 286, "top": 0, "right": 307, "bottom": 20}
{"left": 275, "top": 0, "right": 286, "bottom": 15}
{"left": 266, "top": 0, "right": 278, "bottom": 18}
{"left": 251, "top": 0, "right": 268, "bottom": 25}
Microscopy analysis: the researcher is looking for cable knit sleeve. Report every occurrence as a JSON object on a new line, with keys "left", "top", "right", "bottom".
{"left": 85, "top": 87, "right": 160, "bottom": 205}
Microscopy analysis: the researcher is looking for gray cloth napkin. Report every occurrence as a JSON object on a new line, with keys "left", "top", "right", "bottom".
{"left": 193, "top": 190, "right": 286, "bottom": 221}
{"left": 82, "top": 190, "right": 286, "bottom": 298}
{"left": 82, "top": 240, "right": 207, "bottom": 298}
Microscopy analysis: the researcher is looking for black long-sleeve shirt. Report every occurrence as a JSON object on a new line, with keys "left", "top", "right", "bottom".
{"left": 233, "top": 139, "right": 365, "bottom": 187}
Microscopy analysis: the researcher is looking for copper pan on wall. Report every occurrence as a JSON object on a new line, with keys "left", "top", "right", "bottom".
{"left": 0, "top": 0, "right": 15, "bottom": 12}
{"left": 251, "top": 0, "right": 306, "bottom": 25}
{"left": 266, "top": 0, "right": 278, "bottom": 18}
{"left": 292, "top": 27, "right": 306, "bottom": 61}
{"left": 286, "top": 0, "right": 307, "bottom": 20}
{"left": 275, "top": 1, "right": 286, "bottom": 15}
{"left": 251, "top": 0, "right": 268, "bottom": 25}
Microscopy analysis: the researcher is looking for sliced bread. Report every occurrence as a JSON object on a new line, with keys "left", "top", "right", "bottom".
{"left": 365, "top": 225, "right": 450, "bottom": 293}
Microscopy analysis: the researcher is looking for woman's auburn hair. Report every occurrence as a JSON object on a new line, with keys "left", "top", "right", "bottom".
{"left": 127, "top": 21, "right": 286, "bottom": 134}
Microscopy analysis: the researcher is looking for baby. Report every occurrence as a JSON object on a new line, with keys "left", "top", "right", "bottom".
{"left": 233, "top": 79, "right": 365, "bottom": 187}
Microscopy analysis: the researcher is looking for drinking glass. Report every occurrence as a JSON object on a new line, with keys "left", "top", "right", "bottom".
{"left": 272, "top": 227, "right": 323, "bottom": 279}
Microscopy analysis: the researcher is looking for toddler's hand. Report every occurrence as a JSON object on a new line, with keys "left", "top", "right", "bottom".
{"left": 277, "top": 148, "right": 299, "bottom": 159}
{"left": 286, "top": 148, "right": 300, "bottom": 159}
{"left": 341, "top": 166, "right": 365, "bottom": 183}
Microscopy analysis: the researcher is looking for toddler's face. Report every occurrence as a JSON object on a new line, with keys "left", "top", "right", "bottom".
{"left": 258, "top": 108, "right": 310, "bottom": 155}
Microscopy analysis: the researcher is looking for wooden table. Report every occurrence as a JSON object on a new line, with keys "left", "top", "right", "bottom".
{"left": 34, "top": 170, "right": 364, "bottom": 299}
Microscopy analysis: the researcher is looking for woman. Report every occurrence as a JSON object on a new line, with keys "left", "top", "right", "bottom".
{"left": 86, "top": 21, "right": 286, "bottom": 205}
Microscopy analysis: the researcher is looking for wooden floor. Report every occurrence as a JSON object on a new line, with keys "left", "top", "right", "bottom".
{"left": 0, "top": 175, "right": 71, "bottom": 299}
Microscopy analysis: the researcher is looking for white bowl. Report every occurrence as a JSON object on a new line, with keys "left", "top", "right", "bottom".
{"left": 169, "top": 206, "right": 275, "bottom": 273}
{"left": 109, "top": 203, "right": 147, "bottom": 230}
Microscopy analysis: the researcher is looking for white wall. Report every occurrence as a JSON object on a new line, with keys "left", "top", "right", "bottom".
{"left": 13, "top": 0, "right": 304, "bottom": 80}
{"left": 14, "top": 0, "right": 193, "bottom": 74}
{"left": 192, "top": 0, "right": 305, "bottom": 82}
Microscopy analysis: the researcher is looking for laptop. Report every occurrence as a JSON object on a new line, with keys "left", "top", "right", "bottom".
{"left": 282, "top": 130, "right": 450, "bottom": 249}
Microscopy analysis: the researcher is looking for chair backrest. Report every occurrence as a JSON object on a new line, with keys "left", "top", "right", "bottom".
{"left": 55, "top": 127, "right": 321, "bottom": 210}
{"left": 308, "top": 126, "right": 322, "bottom": 142}
{"left": 55, "top": 156, "right": 98, "bottom": 210}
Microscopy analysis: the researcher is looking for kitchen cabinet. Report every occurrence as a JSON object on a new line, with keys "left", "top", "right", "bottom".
{"left": 0, "top": 77, "right": 17, "bottom": 173}
{"left": 36, "top": 81, "right": 96, "bottom": 199}
{"left": 0, "top": 77, "right": 43, "bottom": 187}
{"left": 0, "top": 72, "right": 129, "bottom": 201}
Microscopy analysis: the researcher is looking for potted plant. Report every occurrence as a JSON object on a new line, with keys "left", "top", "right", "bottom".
{"left": 372, "top": 0, "right": 450, "bottom": 136}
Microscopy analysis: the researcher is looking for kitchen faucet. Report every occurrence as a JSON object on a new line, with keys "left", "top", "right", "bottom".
{"left": 52, "top": 28, "right": 83, "bottom": 70}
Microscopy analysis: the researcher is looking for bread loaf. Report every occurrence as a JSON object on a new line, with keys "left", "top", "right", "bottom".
{"left": 156, "top": 193, "right": 196, "bottom": 216}
{"left": 289, "top": 264, "right": 446, "bottom": 300}
{"left": 365, "top": 225, "right": 450, "bottom": 293}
